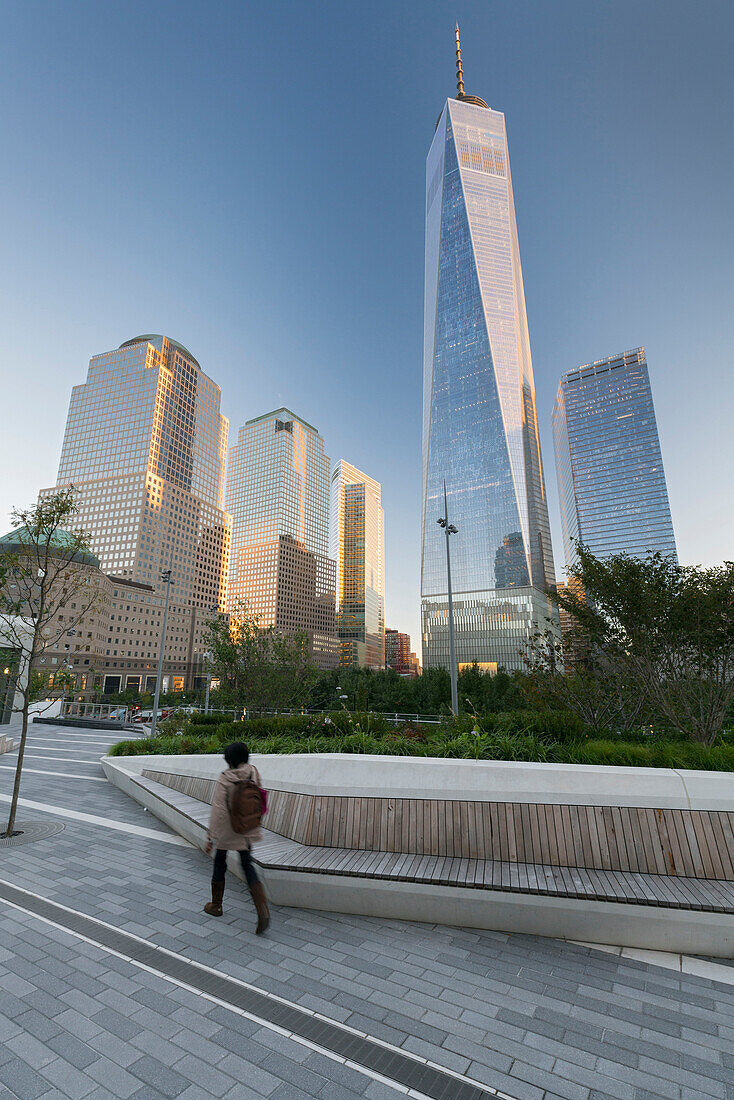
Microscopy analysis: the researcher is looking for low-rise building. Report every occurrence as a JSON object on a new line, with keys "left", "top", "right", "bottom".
{"left": 0, "top": 529, "right": 194, "bottom": 696}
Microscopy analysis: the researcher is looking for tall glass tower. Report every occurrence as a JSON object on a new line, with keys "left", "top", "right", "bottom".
{"left": 43, "top": 335, "right": 231, "bottom": 690}
{"left": 421, "top": 30, "right": 557, "bottom": 672}
{"left": 225, "top": 409, "right": 338, "bottom": 669}
{"left": 330, "top": 460, "right": 385, "bottom": 669}
{"left": 552, "top": 347, "right": 677, "bottom": 571}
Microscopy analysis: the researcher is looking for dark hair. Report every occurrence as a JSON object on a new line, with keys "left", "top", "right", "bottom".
{"left": 224, "top": 742, "right": 249, "bottom": 768}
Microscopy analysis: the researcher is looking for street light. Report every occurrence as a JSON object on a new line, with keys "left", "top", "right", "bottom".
{"left": 437, "top": 479, "right": 459, "bottom": 717}
{"left": 203, "top": 605, "right": 219, "bottom": 714}
{"left": 150, "top": 569, "right": 173, "bottom": 739}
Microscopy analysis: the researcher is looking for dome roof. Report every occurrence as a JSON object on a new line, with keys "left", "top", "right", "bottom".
{"left": 119, "top": 335, "right": 200, "bottom": 369}
{"left": 0, "top": 528, "right": 100, "bottom": 568}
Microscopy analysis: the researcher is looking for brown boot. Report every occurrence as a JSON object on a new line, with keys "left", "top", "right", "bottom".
{"left": 204, "top": 880, "right": 224, "bottom": 917}
{"left": 249, "top": 881, "right": 270, "bottom": 934}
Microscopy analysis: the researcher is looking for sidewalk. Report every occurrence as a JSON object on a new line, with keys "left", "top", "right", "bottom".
{"left": 1, "top": 722, "right": 733, "bottom": 1099}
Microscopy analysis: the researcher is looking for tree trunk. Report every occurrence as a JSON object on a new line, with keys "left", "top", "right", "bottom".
{"left": 4, "top": 695, "right": 29, "bottom": 837}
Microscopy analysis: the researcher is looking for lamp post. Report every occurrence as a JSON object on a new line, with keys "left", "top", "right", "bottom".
{"left": 437, "top": 480, "right": 459, "bottom": 717}
{"left": 203, "top": 605, "right": 218, "bottom": 714}
{"left": 150, "top": 569, "right": 173, "bottom": 739}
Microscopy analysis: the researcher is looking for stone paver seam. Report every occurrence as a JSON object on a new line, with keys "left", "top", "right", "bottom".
{"left": 0, "top": 883, "right": 513, "bottom": 1100}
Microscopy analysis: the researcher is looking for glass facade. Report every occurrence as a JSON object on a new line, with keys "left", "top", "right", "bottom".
{"left": 41, "top": 335, "right": 231, "bottom": 688}
{"left": 421, "top": 97, "right": 558, "bottom": 671}
{"left": 330, "top": 461, "right": 385, "bottom": 668}
{"left": 552, "top": 347, "right": 677, "bottom": 570}
{"left": 226, "top": 409, "right": 338, "bottom": 669}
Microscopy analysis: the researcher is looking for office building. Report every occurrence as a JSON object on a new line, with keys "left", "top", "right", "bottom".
{"left": 330, "top": 461, "right": 385, "bottom": 668}
{"left": 226, "top": 409, "right": 338, "bottom": 668}
{"left": 0, "top": 527, "right": 173, "bottom": 696}
{"left": 41, "top": 335, "right": 231, "bottom": 690}
{"left": 385, "top": 629, "right": 420, "bottom": 677}
{"left": 421, "top": 29, "right": 558, "bottom": 673}
{"left": 552, "top": 347, "right": 677, "bottom": 572}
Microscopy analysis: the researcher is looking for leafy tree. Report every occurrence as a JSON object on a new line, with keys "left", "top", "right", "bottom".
{"left": 525, "top": 626, "right": 646, "bottom": 735}
{"left": 0, "top": 490, "right": 99, "bottom": 837}
{"left": 549, "top": 547, "right": 734, "bottom": 745}
{"left": 204, "top": 606, "right": 318, "bottom": 716}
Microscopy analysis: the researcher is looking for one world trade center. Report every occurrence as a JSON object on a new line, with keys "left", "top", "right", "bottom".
{"left": 421, "top": 30, "right": 559, "bottom": 671}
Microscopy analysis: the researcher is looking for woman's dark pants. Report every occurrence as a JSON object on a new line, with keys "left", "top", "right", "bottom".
{"left": 212, "top": 847, "right": 259, "bottom": 887}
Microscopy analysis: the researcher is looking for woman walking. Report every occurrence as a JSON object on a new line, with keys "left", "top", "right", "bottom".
{"left": 204, "top": 742, "right": 270, "bottom": 934}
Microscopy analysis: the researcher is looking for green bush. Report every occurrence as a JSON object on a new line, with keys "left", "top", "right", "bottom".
{"left": 106, "top": 711, "right": 734, "bottom": 770}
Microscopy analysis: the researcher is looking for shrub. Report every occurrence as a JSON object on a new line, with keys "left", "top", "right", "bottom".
{"left": 107, "top": 712, "right": 734, "bottom": 770}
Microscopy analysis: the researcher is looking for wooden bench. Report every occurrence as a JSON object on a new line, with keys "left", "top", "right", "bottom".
{"left": 137, "top": 769, "right": 734, "bottom": 914}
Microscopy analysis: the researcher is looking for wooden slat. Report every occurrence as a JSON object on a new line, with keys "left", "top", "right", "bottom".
{"left": 619, "top": 807, "right": 641, "bottom": 874}
{"left": 709, "top": 812, "right": 734, "bottom": 879}
{"left": 634, "top": 807, "right": 659, "bottom": 876}
{"left": 700, "top": 812, "right": 726, "bottom": 879}
{"left": 689, "top": 812, "right": 717, "bottom": 878}
{"left": 668, "top": 808, "right": 695, "bottom": 877}
{"left": 518, "top": 803, "right": 533, "bottom": 865}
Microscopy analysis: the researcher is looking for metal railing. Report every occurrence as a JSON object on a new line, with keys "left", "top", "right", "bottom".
{"left": 61, "top": 701, "right": 129, "bottom": 723}
{"left": 251, "top": 708, "right": 444, "bottom": 725}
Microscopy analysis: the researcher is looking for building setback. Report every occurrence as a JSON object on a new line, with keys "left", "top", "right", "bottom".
{"left": 421, "top": 30, "right": 558, "bottom": 673}
{"left": 552, "top": 347, "right": 677, "bottom": 572}
{"left": 226, "top": 408, "right": 338, "bottom": 669}
{"left": 41, "top": 335, "right": 231, "bottom": 692}
{"left": 330, "top": 461, "right": 385, "bottom": 669}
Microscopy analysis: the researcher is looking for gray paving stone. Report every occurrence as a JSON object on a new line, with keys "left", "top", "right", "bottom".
{"left": 85, "top": 1057, "right": 144, "bottom": 1099}
{"left": 364, "top": 1080, "right": 407, "bottom": 1099}
{"left": 0, "top": 1055, "right": 51, "bottom": 1099}
{"left": 166, "top": 1054, "right": 234, "bottom": 1096}
{"left": 39, "top": 1057, "right": 98, "bottom": 1098}
{"left": 131, "top": 988, "right": 180, "bottom": 1016}
{"left": 128, "top": 1054, "right": 191, "bottom": 1098}
{"left": 259, "top": 1049, "right": 329, "bottom": 1093}
{"left": 43, "top": 1030, "right": 99, "bottom": 1071}
{"left": 6, "top": 1031, "right": 57, "bottom": 1068}
{"left": 510, "top": 1059, "right": 590, "bottom": 1100}
{"left": 317, "top": 1081, "right": 366, "bottom": 1099}
{"left": 128, "top": 1004, "right": 182, "bottom": 1039}
{"left": 0, "top": 1017, "right": 23, "bottom": 1043}
{"left": 552, "top": 1059, "right": 637, "bottom": 1100}
{"left": 3, "top": 721, "right": 734, "bottom": 1100}
{"left": 90, "top": 1007, "right": 140, "bottom": 1038}
{"left": 303, "top": 1051, "right": 370, "bottom": 1093}
{"left": 86, "top": 1031, "right": 142, "bottom": 1069}
{"left": 47, "top": 1010, "right": 102, "bottom": 1042}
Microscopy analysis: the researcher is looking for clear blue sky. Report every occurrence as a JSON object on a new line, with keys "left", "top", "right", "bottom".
{"left": 1, "top": 0, "right": 732, "bottom": 649}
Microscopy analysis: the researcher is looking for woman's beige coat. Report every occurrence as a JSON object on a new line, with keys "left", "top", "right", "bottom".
{"left": 207, "top": 763, "right": 263, "bottom": 851}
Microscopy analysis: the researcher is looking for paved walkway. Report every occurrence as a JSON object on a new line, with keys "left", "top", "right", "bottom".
{"left": 1, "top": 721, "right": 734, "bottom": 1099}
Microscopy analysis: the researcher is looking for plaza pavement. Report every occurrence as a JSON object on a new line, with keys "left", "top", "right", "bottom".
{"left": 0, "top": 721, "right": 734, "bottom": 1099}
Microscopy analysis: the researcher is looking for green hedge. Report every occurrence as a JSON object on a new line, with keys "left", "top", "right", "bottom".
{"left": 108, "top": 712, "right": 734, "bottom": 770}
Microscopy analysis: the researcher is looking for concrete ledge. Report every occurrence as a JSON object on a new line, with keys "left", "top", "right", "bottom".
{"left": 104, "top": 750, "right": 734, "bottom": 810}
{"left": 266, "top": 869, "right": 734, "bottom": 957}
{"left": 34, "top": 717, "right": 141, "bottom": 732}
{"left": 102, "top": 755, "right": 734, "bottom": 957}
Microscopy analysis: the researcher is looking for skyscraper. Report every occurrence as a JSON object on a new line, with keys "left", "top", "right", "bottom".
{"left": 225, "top": 409, "right": 338, "bottom": 668}
{"left": 330, "top": 461, "right": 385, "bottom": 668}
{"left": 42, "top": 335, "right": 231, "bottom": 690}
{"left": 552, "top": 347, "right": 677, "bottom": 571}
{"left": 421, "top": 30, "right": 558, "bottom": 672}
{"left": 385, "top": 628, "right": 420, "bottom": 677}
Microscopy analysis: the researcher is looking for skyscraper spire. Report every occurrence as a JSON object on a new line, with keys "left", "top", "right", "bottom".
{"left": 452, "top": 24, "right": 488, "bottom": 109}
{"left": 455, "top": 23, "right": 465, "bottom": 98}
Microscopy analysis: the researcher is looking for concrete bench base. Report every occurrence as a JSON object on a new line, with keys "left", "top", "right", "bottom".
{"left": 103, "top": 756, "right": 734, "bottom": 957}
